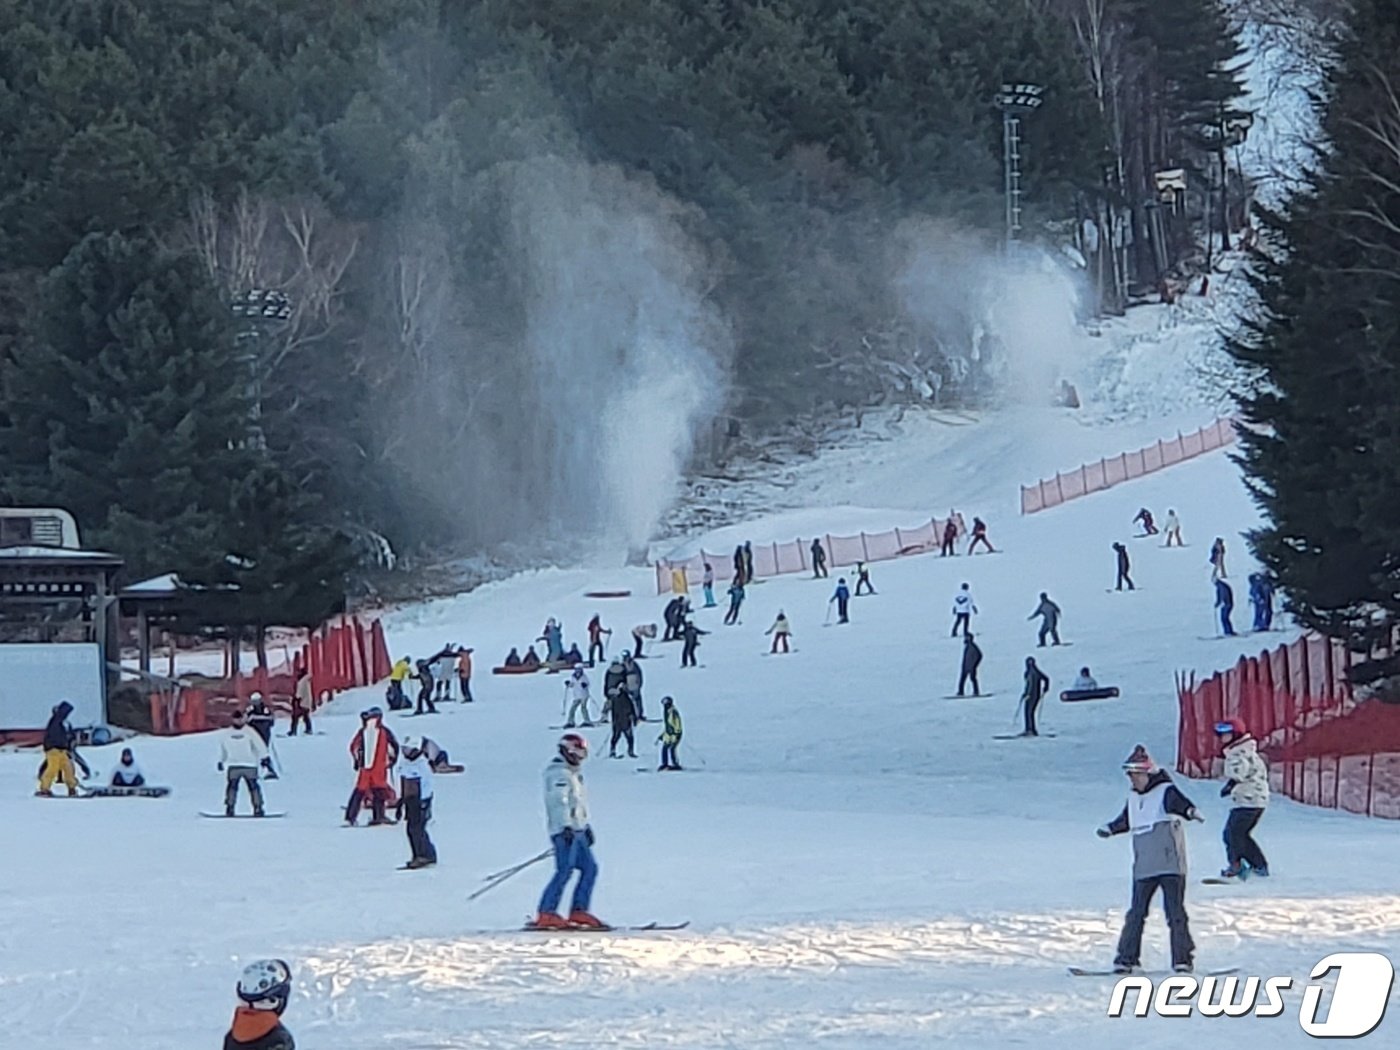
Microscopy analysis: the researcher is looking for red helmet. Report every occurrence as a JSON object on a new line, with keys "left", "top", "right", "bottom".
{"left": 559, "top": 732, "right": 589, "bottom": 763}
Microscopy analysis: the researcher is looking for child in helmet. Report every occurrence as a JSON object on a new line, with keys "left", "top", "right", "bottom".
{"left": 224, "top": 958, "right": 295, "bottom": 1050}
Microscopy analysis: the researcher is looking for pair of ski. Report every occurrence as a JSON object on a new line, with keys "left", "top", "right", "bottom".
{"left": 520, "top": 919, "right": 690, "bottom": 933}
{"left": 1069, "top": 966, "right": 1238, "bottom": 977}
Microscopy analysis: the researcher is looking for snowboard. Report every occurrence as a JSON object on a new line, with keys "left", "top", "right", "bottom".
{"left": 549, "top": 724, "right": 598, "bottom": 731}
{"left": 941, "top": 693, "right": 996, "bottom": 699}
{"left": 1069, "top": 966, "right": 1239, "bottom": 978}
{"left": 397, "top": 862, "right": 438, "bottom": 871}
{"left": 83, "top": 786, "right": 171, "bottom": 798}
{"left": 200, "top": 811, "right": 286, "bottom": 819}
{"left": 1061, "top": 687, "right": 1120, "bottom": 702}
{"left": 992, "top": 732, "right": 1057, "bottom": 740}
{"left": 1200, "top": 876, "right": 1265, "bottom": 885}
{"left": 761, "top": 649, "right": 799, "bottom": 655}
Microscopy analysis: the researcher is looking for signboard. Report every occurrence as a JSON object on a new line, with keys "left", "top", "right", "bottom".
{"left": 0, "top": 643, "right": 104, "bottom": 729}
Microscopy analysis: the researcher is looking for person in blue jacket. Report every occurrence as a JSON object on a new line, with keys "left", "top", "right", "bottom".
{"left": 1215, "top": 578, "right": 1236, "bottom": 636}
{"left": 830, "top": 578, "right": 851, "bottom": 624}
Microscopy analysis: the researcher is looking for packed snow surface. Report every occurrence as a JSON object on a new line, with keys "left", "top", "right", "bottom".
{"left": 5, "top": 409, "right": 1400, "bottom": 1048}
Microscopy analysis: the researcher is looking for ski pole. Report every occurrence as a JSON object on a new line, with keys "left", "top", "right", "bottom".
{"left": 469, "top": 849, "right": 553, "bottom": 902}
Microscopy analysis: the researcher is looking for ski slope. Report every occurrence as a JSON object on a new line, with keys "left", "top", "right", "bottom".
{"left": 4, "top": 413, "right": 1400, "bottom": 1049}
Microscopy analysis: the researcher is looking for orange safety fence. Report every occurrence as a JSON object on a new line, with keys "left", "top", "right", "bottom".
{"left": 1020, "top": 418, "right": 1237, "bottom": 514}
{"left": 149, "top": 616, "right": 392, "bottom": 735}
{"left": 655, "top": 517, "right": 949, "bottom": 595}
{"left": 1176, "top": 634, "right": 1400, "bottom": 819}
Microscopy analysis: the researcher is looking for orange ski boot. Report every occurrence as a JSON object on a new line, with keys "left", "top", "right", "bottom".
{"left": 528, "top": 911, "right": 570, "bottom": 930}
{"left": 568, "top": 910, "right": 609, "bottom": 930}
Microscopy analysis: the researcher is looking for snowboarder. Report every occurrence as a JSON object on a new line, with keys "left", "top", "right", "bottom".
{"left": 415, "top": 659, "right": 437, "bottom": 714}
{"left": 563, "top": 666, "right": 593, "bottom": 727}
{"left": 608, "top": 686, "right": 637, "bottom": 759}
{"left": 830, "top": 578, "right": 851, "bottom": 624}
{"left": 967, "top": 516, "right": 995, "bottom": 555}
{"left": 1163, "top": 509, "right": 1184, "bottom": 547}
{"left": 457, "top": 647, "right": 474, "bottom": 702}
{"left": 218, "top": 708, "right": 270, "bottom": 817}
{"left": 659, "top": 696, "right": 683, "bottom": 770}
{"left": 679, "top": 619, "right": 707, "bottom": 668}
{"left": 1019, "top": 656, "right": 1050, "bottom": 737}
{"left": 1096, "top": 745, "right": 1203, "bottom": 974}
{"left": 623, "top": 651, "right": 645, "bottom": 720}
{"left": 1215, "top": 578, "right": 1236, "bottom": 636}
{"left": 109, "top": 748, "right": 145, "bottom": 788}
{"left": 766, "top": 610, "right": 793, "bottom": 653}
{"left": 1215, "top": 719, "right": 1270, "bottom": 879}
{"left": 724, "top": 578, "right": 745, "bottom": 626}
{"left": 1248, "top": 574, "right": 1274, "bottom": 632}
{"left": 224, "top": 959, "right": 296, "bottom": 1050}
{"left": 1028, "top": 592, "right": 1062, "bottom": 646}
{"left": 1113, "top": 542, "right": 1134, "bottom": 591}
{"left": 346, "top": 707, "right": 398, "bottom": 826}
{"left": 742, "top": 541, "right": 755, "bottom": 586}
{"left": 1210, "top": 537, "right": 1228, "bottom": 580}
{"left": 854, "top": 561, "right": 875, "bottom": 596}
{"left": 388, "top": 656, "right": 412, "bottom": 710}
{"left": 702, "top": 563, "right": 717, "bottom": 606}
{"left": 531, "top": 733, "right": 603, "bottom": 929}
{"left": 246, "top": 693, "right": 275, "bottom": 746}
{"left": 940, "top": 517, "right": 958, "bottom": 557}
{"left": 397, "top": 734, "right": 437, "bottom": 868}
{"left": 36, "top": 700, "right": 80, "bottom": 797}
{"left": 662, "top": 596, "right": 686, "bottom": 642}
{"left": 1071, "top": 667, "right": 1099, "bottom": 691}
{"left": 630, "top": 622, "right": 656, "bottom": 658}
{"left": 1133, "top": 507, "right": 1158, "bottom": 536}
{"left": 587, "top": 615, "right": 611, "bottom": 664}
{"left": 290, "top": 668, "right": 314, "bottom": 735}
{"left": 811, "top": 538, "right": 828, "bottom": 578}
{"left": 951, "top": 582, "right": 977, "bottom": 637}
{"left": 957, "top": 633, "right": 983, "bottom": 697}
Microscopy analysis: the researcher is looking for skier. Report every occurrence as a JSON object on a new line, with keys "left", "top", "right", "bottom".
{"left": 732, "top": 544, "right": 745, "bottom": 585}
{"left": 608, "top": 685, "right": 637, "bottom": 759}
{"left": 854, "top": 561, "right": 876, "bottom": 596}
{"left": 456, "top": 647, "right": 474, "bottom": 702}
{"left": 1133, "top": 507, "right": 1158, "bottom": 535}
{"left": 1215, "top": 578, "right": 1236, "bottom": 636}
{"left": 967, "top": 516, "right": 995, "bottom": 554}
{"left": 658, "top": 696, "right": 683, "bottom": 771}
{"left": 951, "top": 583, "right": 977, "bottom": 637}
{"left": 623, "top": 651, "right": 645, "bottom": 720}
{"left": 224, "top": 959, "right": 296, "bottom": 1050}
{"left": 679, "top": 618, "right": 707, "bottom": 668}
{"left": 1028, "top": 592, "right": 1062, "bottom": 646}
{"left": 1215, "top": 719, "right": 1270, "bottom": 878}
{"left": 1071, "top": 667, "right": 1099, "bottom": 691}
{"left": 397, "top": 734, "right": 437, "bottom": 869}
{"left": 1163, "top": 508, "right": 1184, "bottom": 547}
{"left": 246, "top": 693, "right": 275, "bottom": 747}
{"left": 414, "top": 659, "right": 437, "bottom": 714}
{"left": 587, "top": 615, "right": 612, "bottom": 664}
{"left": 36, "top": 700, "right": 80, "bottom": 797}
{"left": 602, "top": 655, "right": 627, "bottom": 720}
{"left": 218, "top": 707, "right": 270, "bottom": 817}
{"left": 1248, "top": 574, "right": 1274, "bottom": 632}
{"left": 702, "top": 563, "right": 717, "bottom": 606}
{"left": 290, "top": 667, "right": 314, "bottom": 735}
{"left": 742, "top": 541, "right": 755, "bottom": 586}
{"left": 563, "top": 666, "right": 593, "bottom": 728}
{"left": 387, "top": 655, "right": 412, "bottom": 710}
{"left": 630, "top": 623, "right": 656, "bottom": 658}
{"left": 811, "top": 538, "right": 828, "bottom": 578}
{"left": 766, "top": 610, "right": 793, "bottom": 653}
{"left": 531, "top": 733, "right": 603, "bottom": 929}
{"left": 1209, "top": 537, "right": 1228, "bottom": 580}
{"left": 346, "top": 707, "right": 398, "bottom": 826}
{"left": 1113, "top": 542, "right": 1134, "bottom": 591}
{"left": 1019, "top": 656, "right": 1050, "bottom": 737}
{"left": 1096, "top": 744, "right": 1203, "bottom": 974}
{"left": 109, "top": 747, "right": 145, "bottom": 788}
{"left": 830, "top": 577, "right": 851, "bottom": 624}
{"left": 724, "top": 577, "right": 745, "bottom": 626}
{"left": 662, "top": 596, "right": 686, "bottom": 642}
{"left": 940, "top": 517, "right": 958, "bottom": 557}
{"left": 957, "top": 633, "right": 983, "bottom": 697}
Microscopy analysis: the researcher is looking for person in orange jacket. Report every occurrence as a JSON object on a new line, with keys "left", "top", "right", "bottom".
{"left": 456, "top": 647, "right": 474, "bottom": 703}
{"left": 345, "top": 707, "right": 399, "bottom": 826}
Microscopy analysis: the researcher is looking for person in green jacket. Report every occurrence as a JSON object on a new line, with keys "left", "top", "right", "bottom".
{"left": 658, "top": 696, "right": 683, "bottom": 771}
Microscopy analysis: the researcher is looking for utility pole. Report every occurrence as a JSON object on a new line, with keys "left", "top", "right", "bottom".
{"left": 996, "top": 82, "right": 1044, "bottom": 250}
{"left": 229, "top": 289, "right": 293, "bottom": 452}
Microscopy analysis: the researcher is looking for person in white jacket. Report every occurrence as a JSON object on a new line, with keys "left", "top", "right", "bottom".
{"left": 218, "top": 708, "right": 270, "bottom": 816}
{"left": 397, "top": 735, "right": 437, "bottom": 869}
{"left": 951, "top": 583, "right": 978, "bottom": 637}
{"left": 562, "top": 667, "right": 594, "bottom": 727}
{"left": 1215, "top": 719, "right": 1270, "bottom": 878}
{"left": 531, "top": 733, "right": 604, "bottom": 930}
{"left": 766, "top": 611, "right": 793, "bottom": 654}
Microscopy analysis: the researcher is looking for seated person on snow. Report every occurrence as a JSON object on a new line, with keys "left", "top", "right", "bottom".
{"left": 110, "top": 748, "right": 146, "bottom": 787}
{"left": 563, "top": 643, "right": 584, "bottom": 666}
{"left": 521, "top": 645, "right": 542, "bottom": 668}
{"left": 504, "top": 647, "right": 523, "bottom": 667}
{"left": 1071, "top": 667, "right": 1099, "bottom": 691}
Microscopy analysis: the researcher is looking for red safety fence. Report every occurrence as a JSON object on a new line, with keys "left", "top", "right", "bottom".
{"left": 655, "top": 517, "right": 951, "bottom": 595}
{"left": 1177, "top": 634, "right": 1400, "bottom": 819}
{"left": 149, "top": 616, "right": 392, "bottom": 735}
{"left": 1020, "top": 418, "right": 1237, "bottom": 514}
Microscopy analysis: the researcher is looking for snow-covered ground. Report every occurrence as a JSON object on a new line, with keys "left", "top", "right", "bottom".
{"left": 6, "top": 409, "right": 1400, "bottom": 1048}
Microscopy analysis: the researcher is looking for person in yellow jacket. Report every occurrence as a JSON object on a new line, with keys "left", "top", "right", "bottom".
{"left": 658, "top": 696, "right": 683, "bottom": 771}
{"left": 388, "top": 656, "right": 412, "bottom": 710}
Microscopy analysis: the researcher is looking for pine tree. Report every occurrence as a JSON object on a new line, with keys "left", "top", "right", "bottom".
{"left": 1228, "top": 0, "right": 1400, "bottom": 664}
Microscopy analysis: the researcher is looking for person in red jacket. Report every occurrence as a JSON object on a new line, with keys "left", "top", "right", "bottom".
{"left": 345, "top": 707, "right": 399, "bottom": 826}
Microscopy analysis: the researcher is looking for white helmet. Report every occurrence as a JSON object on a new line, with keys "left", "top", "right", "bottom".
{"left": 401, "top": 734, "right": 423, "bottom": 754}
{"left": 237, "top": 958, "right": 292, "bottom": 1013}
{"left": 249, "top": 691, "right": 264, "bottom": 703}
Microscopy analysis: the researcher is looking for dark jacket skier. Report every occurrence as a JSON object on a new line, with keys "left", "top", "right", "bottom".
{"left": 742, "top": 541, "right": 755, "bottom": 585}
{"left": 1215, "top": 578, "right": 1236, "bottom": 636}
{"left": 1020, "top": 657, "right": 1050, "bottom": 736}
{"left": 810, "top": 538, "right": 828, "bottom": 578}
{"left": 1029, "top": 593, "right": 1062, "bottom": 646}
{"left": 958, "top": 634, "right": 983, "bottom": 697}
{"left": 1113, "top": 542, "right": 1134, "bottom": 591}
{"left": 679, "top": 620, "right": 707, "bottom": 668}
{"left": 37, "top": 700, "right": 80, "bottom": 795}
{"left": 662, "top": 596, "right": 686, "bottom": 642}
{"left": 603, "top": 658, "right": 627, "bottom": 705}
{"left": 1248, "top": 573, "right": 1274, "bottom": 632}
{"left": 608, "top": 688, "right": 636, "bottom": 758}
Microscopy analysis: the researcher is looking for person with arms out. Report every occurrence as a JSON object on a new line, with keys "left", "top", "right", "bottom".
{"left": 679, "top": 618, "right": 707, "bottom": 668}
{"left": 224, "top": 959, "right": 296, "bottom": 1050}
{"left": 397, "top": 735, "right": 438, "bottom": 869}
{"left": 563, "top": 666, "right": 594, "bottom": 728}
{"left": 830, "top": 578, "right": 851, "bottom": 624}
{"left": 766, "top": 610, "right": 793, "bottom": 653}
{"left": 658, "top": 696, "right": 683, "bottom": 770}
{"left": 967, "top": 517, "right": 995, "bottom": 554}
{"left": 1096, "top": 745, "right": 1203, "bottom": 974}
{"left": 1028, "top": 592, "right": 1062, "bottom": 646}
{"left": 1215, "top": 719, "right": 1270, "bottom": 879}
{"left": 810, "top": 539, "right": 828, "bottom": 578}
{"left": 1112, "top": 542, "right": 1134, "bottom": 591}
{"left": 219, "top": 708, "right": 270, "bottom": 817}
{"left": 1019, "top": 657, "right": 1050, "bottom": 737}
{"left": 951, "top": 583, "right": 977, "bottom": 637}
{"left": 531, "top": 733, "right": 605, "bottom": 929}
{"left": 36, "top": 700, "right": 81, "bottom": 797}
{"left": 957, "top": 633, "right": 983, "bottom": 697}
